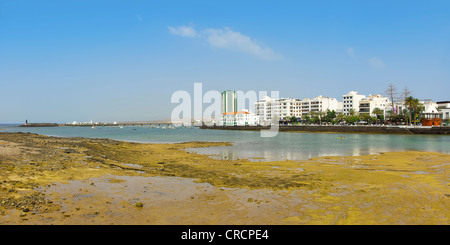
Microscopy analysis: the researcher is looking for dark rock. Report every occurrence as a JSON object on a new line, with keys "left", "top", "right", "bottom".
{"left": 64, "top": 149, "right": 78, "bottom": 154}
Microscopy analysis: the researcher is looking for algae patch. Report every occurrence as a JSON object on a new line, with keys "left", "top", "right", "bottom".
{"left": 0, "top": 132, "right": 449, "bottom": 225}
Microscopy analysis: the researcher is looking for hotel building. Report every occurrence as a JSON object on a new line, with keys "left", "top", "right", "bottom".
{"left": 221, "top": 90, "right": 237, "bottom": 113}
{"left": 219, "top": 109, "right": 259, "bottom": 126}
{"left": 219, "top": 90, "right": 259, "bottom": 126}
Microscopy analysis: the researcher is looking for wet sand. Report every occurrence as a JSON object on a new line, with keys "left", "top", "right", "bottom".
{"left": 0, "top": 132, "right": 448, "bottom": 224}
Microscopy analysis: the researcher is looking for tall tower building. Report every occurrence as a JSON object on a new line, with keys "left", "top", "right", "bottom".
{"left": 221, "top": 90, "right": 237, "bottom": 113}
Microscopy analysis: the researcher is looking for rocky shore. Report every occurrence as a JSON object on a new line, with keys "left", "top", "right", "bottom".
{"left": 0, "top": 132, "right": 448, "bottom": 224}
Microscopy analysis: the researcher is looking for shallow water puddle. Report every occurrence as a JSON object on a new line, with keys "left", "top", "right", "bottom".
{"left": 37, "top": 175, "right": 314, "bottom": 224}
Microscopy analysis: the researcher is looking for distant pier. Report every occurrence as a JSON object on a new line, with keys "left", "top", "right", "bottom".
{"left": 19, "top": 121, "right": 179, "bottom": 127}
{"left": 19, "top": 123, "right": 59, "bottom": 127}
{"left": 62, "top": 122, "right": 176, "bottom": 127}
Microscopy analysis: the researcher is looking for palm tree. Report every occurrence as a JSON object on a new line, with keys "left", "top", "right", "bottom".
{"left": 411, "top": 98, "right": 423, "bottom": 125}
{"left": 308, "top": 111, "right": 319, "bottom": 124}
{"left": 404, "top": 96, "right": 415, "bottom": 125}
{"left": 318, "top": 111, "right": 326, "bottom": 124}
{"left": 372, "top": 107, "right": 384, "bottom": 123}
{"left": 348, "top": 108, "right": 357, "bottom": 117}
{"left": 336, "top": 113, "right": 345, "bottom": 124}
{"left": 345, "top": 109, "right": 360, "bottom": 125}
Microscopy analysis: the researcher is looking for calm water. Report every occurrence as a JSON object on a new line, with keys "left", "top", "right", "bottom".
{"left": 1, "top": 124, "right": 449, "bottom": 161}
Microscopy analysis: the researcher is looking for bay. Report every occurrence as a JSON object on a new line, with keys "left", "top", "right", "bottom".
{"left": 1, "top": 124, "right": 449, "bottom": 161}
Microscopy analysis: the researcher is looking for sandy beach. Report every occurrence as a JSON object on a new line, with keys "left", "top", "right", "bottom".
{"left": 0, "top": 132, "right": 448, "bottom": 224}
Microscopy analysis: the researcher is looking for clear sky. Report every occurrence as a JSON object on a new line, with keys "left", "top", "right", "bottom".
{"left": 1, "top": 0, "right": 449, "bottom": 123}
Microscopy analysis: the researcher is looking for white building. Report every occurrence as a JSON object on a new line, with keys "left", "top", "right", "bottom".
{"left": 219, "top": 90, "right": 259, "bottom": 126}
{"left": 295, "top": 96, "right": 342, "bottom": 116}
{"left": 392, "top": 101, "right": 404, "bottom": 115}
{"left": 393, "top": 99, "right": 438, "bottom": 115}
{"left": 254, "top": 96, "right": 283, "bottom": 124}
{"left": 342, "top": 91, "right": 366, "bottom": 114}
{"left": 219, "top": 109, "right": 259, "bottom": 126}
{"left": 422, "top": 100, "right": 439, "bottom": 114}
{"left": 437, "top": 101, "right": 450, "bottom": 122}
{"left": 254, "top": 95, "right": 342, "bottom": 124}
{"left": 358, "top": 94, "right": 391, "bottom": 117}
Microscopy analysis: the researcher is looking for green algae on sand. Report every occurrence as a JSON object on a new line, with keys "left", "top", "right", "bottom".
{"left": 0, "top": 132, "right": 448, "bottom": 224}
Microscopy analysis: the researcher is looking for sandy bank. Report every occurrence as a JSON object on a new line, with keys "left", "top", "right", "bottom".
{"left": 0, "top": 132, "right": 448, "bottom": 224}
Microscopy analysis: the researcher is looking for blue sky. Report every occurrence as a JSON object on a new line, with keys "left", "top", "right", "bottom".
{"left": 1, "top": 0, "right": 449, "bottom": 123}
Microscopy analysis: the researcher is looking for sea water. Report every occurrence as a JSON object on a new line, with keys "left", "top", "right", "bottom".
{"left": 1, "top": 124, "right": 449, "bottom": 161}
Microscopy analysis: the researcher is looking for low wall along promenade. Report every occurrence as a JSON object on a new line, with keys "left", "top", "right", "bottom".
{"left": 200, "top": 125, "right": 450, "bottom": 135}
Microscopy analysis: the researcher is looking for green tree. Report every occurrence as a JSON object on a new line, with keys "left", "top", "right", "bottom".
{"left": 303, "top": 115, "right": 310, "bottom": 124}
{"left": 308, "top": 111, "right": 320, "bottom": 124}
{"left": 344, "top": 109, "right": 359, "bottom": 124}
{"left": 323, "top": 109, "right": 336, "bottom": 123}
{"left": 289, "top": 116, "right": 297, "bottom": 124}
{"left": 346, "top": 115, "right": 360, "bottom": 125}
{"left": 348, "top": 108, "right": 357, "bottom": 117}
{"left": 404, "top": 97, "right": 423, "bottom": 125}
{"left": 336, "top": 113, "right": 345, "bottom": 124}
{"left": 360, "top": 113, "right": 371, "bottom": 124}
{"left": 318, "top": 111, "right": 326, "bottom": 124}
{"left": 412, "top": 98, "right": 424, "bottom": 125}
{"left": 372, "top": 107, "right": 385, "bottom": 124}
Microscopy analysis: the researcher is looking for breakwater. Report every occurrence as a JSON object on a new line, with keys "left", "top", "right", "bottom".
{"left": 19, "top": 123, "right": 58, "bottom": 127}
{"left": 200, "top": 125, "right": 450, "bottom": 135}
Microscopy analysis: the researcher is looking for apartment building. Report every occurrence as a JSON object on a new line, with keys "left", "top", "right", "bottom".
{"left": 294, "top": 96, "right": 342, "bottom": 116}
{"left": 254, "top": 95, "right": 342, "bottom": 124}
{"left": 342, "top": 91, "right": 366, "bottom": 114}
{"left": 358, "top": 94, "right": 391, "bottom": 117}
{"left": 254, "top": 96, "right": 284, "bottom": 124}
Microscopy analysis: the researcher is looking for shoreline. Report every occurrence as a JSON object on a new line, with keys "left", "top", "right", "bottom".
{"left": 200, "top": 125, "right": 450, "bottom": 135}
{"left": 0, "top": 132, "right": 448, "bottom": 224}
{"left": 13, "top": 123, "right": 450, "bottom": 135}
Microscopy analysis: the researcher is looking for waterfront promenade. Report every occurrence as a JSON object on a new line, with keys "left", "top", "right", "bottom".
{"left": 200, "top": 125, "right": 450, "bottom": 135}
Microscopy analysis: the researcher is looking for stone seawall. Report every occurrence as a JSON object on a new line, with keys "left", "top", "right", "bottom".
{"left": 200, "top": 125, "right": 450, "bottom": 135}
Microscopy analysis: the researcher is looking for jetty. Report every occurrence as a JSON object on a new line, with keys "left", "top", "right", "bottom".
{"left": 19, "top": 123, "right": 59, "bottom": 127}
